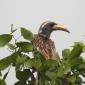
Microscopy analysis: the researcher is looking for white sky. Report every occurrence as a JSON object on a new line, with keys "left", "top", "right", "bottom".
{"left": 0, "top": 0, "right": 85, "bottom": 85}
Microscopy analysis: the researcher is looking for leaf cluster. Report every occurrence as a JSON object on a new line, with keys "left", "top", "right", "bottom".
{"left": 0, "top": 26, "right": 85, "bottom": 85}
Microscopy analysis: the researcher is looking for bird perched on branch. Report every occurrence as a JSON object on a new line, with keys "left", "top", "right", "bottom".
{"left": 32, "top": 21, "right": 70, "bottom": 60}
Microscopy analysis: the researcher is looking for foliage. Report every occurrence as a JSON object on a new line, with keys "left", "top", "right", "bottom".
{"left": 0, "top": 26, "right": 85, "bottom": 85}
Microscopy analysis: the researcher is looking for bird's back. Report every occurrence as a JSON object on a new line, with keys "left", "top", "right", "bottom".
{"left": 32, "top": 34, "right": 57, "bottom": 60}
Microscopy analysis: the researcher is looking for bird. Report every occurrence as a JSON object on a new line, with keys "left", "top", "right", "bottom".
{"left": 32, "top": 21, "right": 70, "bottom": 60}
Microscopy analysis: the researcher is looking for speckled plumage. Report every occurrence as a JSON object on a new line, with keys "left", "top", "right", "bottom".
{"left": 32, "top": 34, "right": 57, "bottom": 60}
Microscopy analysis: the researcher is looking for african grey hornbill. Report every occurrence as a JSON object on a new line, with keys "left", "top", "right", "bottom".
{"left": 32, "top": 21, "right": 70, "bottom": 60}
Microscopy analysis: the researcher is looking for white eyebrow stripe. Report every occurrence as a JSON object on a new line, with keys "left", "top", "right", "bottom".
{"left": 40, "top": 21, "right": 51, "bottom": 28}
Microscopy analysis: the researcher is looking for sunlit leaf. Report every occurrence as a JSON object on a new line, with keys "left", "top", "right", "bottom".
{"left": 62, "top": 49, "right": 71, "bottom": 60}
{"left": 15, "top": 54, "right": 26, "bottom": 69}
{"left": 16, "top": 42, "right": 33, "bottom": 52}
{"left": 56, "top": 65, "right": 64, "bottom": 77}
{"left": 69, "top": 44, "right": 82, "bottom": 59}
{"left": 25, "top": 58, "right": 42, "bottom": 71}
{"left": 69, "top": 75, "right": 76, "bottom": 83}
{"left": 0, "top": 34, "right": 12, "bottom": 47}
{"left": 25, "top": 58, "right": 35, "bottom": 68}
{"left": 63, "top": 66, "right": 71, "bottom": 75}
{"left": 74, "top": 42, "right": 85, "bottom": 47}
{"left": 69, "top": 57, "right": 83, "bottom": 67}
{"left": 44, "top": 59, "right": 58, "bottom": 71}
{"left": 0, "top": 53, "right": 18, "bottom": 70}
{"left": 21, "top": 27, "right": 33, "bottom": 41}
{"left": 7, "top": 43, "right": 15, "bottom": 50}
{"left": 82, "top": 46, "right": 85, "bottom": 52}
{"left": 78, "top": 62, "right": 85, "bottom": 70}
{"left": 34, "top": 59, "right": 42, "bottom": 70}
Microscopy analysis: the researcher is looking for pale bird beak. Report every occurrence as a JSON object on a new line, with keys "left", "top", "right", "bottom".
{"left": 53, "top": 24, "right": 70, "bottom": 33}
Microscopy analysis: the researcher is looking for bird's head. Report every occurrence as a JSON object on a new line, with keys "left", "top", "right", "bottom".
{"left": 38, "top": 21, "right": 70, "bottom": 38}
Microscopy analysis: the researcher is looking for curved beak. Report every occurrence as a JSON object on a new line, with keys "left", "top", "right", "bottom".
{"left": 53, "top": 24, "right": 70, "bottom": 33}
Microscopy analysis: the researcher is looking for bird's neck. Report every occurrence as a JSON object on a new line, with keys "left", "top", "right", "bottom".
{"left": 39, "top": 33, "right": 50, "bottom": 39}
{"left": 39, "top": 30, "right": 52, "bottom": 38}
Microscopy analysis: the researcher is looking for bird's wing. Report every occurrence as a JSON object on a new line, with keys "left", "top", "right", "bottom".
{"left": 44, "top": 39, "right": 57, "bottom": 60}
{"left": 32, "top": 35, "right": 57, "bottom": 60}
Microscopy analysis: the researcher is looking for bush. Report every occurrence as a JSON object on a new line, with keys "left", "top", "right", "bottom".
{"left": 0, "top": 26, "right": 85, "bottom": 85}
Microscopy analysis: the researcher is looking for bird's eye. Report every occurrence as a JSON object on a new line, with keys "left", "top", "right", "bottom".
{"left": 49, "top": 23, "right": 55, "bottom": 28}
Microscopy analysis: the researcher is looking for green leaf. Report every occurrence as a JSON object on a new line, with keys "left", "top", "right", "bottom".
{"left": 15, "top": 54, "right": 26, "bottom": 69}
{"left": 56, "top": 60, "right": 71, "bottom": 77}
{"left": 14, "top": 81, "right": 26, "bottom": 85}
{"left": 55, "top": 79, "right": 63, "bottom": 85}
{"left": 69, "top": 44, "right": 83, "bottom": 59}
{"left": 34, "top": 59, "right": 42, "bottom": 70}
{"left": 16, "top": 69, "right": 30, "bottom": 81}
{"left": 0, "top": 53, "right": 18, "bottom": 70}
{"left": 45, "top": 71, "right": 57, "bottom": 80}
{"left": 44, "top": 59, "right": 58, "bottom": 71}
{"left": 21, "top": 27, "right": 33, "bottom": 41}
{"left": 57, "top": 60, "right": 71, "bottom": 77}
{"left": 69, "top": 75, "right": 76, "bottom": 83}
{"left": 56, "top": 65, "right": 64, "bottom": 77}
{"left": 74, "top": 42, "right": 85, "bottom": 47}
{"left": 50, "top": 79, "right": 63, "bottom": 85}
{"left": 82, "top": 46, "right": 85, "bottom": 52}
{"left": 50, "top": 80, "right": 56, "bottom": 85}
{"left": 25, "top": 58, "right": 42, "bottom": 71}
{"left": 63, "top": 66, "right": 71, "bottom": 75}
{"left": 16, "top": 42, "right": 33, "bottom": 52}
{"left": 0, "top": 79, "right": 6, "bottom": 85}
{"left": 7, "top": 43, "right": 15, "bottom": 50}
{"left": 78, "top": 62, "right": 85, "bottom": 70}
{"left": 69, "top": 57, "right": 83, "bottom": 67}
{"left": 0, "top": 72, "right": 2, "bottom": 76}
{"left": 0, "top": 34, "right": 12, "bottom": 47}
{"left": 45, "top": 80, "right": 50, "bottom": 85}
{"left": 25, "top": 58, "right": 35, "bottom": 68}
{"left": 34, "top": 51, "right": 46, "bottom": 60}
{"left": 38, "top": 76, "right": 45, "bottom": 85}
{"left": 62, "top": 49, "right": 71, "bottom": 60}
